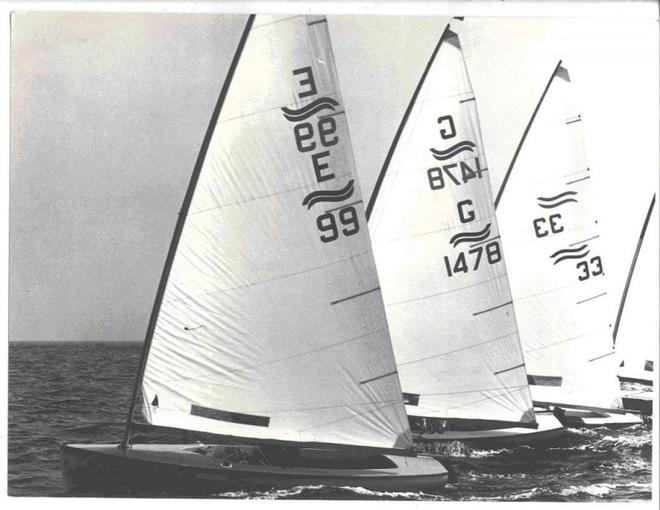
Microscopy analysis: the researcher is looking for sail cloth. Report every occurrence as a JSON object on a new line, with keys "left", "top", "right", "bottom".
{"left": 496, "top": 63, "right": 622, "bottom": 410}
{"left": 615, "top": 197, "right": 658, "bottom": 379}
{"left": 368, "top": 28, "right": 536, "bottom": 426}
{"left": 141, "top": 14, "right": 412, "bottom": 451}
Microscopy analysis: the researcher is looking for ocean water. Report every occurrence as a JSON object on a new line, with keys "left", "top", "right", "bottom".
{"left": 8, "top": 342, "right": 653, "bottom": 500}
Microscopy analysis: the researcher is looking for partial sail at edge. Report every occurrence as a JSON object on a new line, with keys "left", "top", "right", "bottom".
{"left": 369, "top": 27, "right": 536, "bottom": 427}
{"left": 139, "top": 15, "right": 413, "bottom": 451}
{"left": 615, "top": 195, "right": 658, "bottom": 380}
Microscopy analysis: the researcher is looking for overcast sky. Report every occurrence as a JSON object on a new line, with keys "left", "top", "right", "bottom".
{"left": 9, "top": 10, "right": 658, "bottom": 343}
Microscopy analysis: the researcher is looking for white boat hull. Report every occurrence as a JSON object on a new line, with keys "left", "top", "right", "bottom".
{"left": 618, "top": 369, "right": 653, "bottom": 386}
{"left": 60, "top": 443, "right": 448, "bottom": 494}
{"left": 551, "top": 406, "right": 644, "bottom": 429}
{"left": 411, "top": 411, "right": 564, "bottom": 447}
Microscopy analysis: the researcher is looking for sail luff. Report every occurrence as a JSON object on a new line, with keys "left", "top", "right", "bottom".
{"left": 369, "top": 26, "right": 536, "bottom": 427}
{"left": 120, "top": 14, "right": 256, "bottom": 450}
{"left": 612, "top": 193, "right": 656, "bottom": 345}
{"left": 494, "top": 60, "right": 563, "bottom": 210}
{"left": 365, "top": 23, "right": 451, "bottom": 221}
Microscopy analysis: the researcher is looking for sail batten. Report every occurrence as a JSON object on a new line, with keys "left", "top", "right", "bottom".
{"left": 497, "top": 63, "right": 622, "bottom": 410}
{"left": 138, "top": 14, "right": 413, "bottom": 451}
{"left": 369, "top": 26, "right": 535, "bottom": 426}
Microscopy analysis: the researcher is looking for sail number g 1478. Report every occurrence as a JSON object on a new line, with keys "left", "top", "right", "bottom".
{"left": 444, "top": 241, "right": 502, "bottom": 277}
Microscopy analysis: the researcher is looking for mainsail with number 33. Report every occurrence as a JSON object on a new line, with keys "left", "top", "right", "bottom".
{"left": 494, "top": 62, "right": 642, "bottom": 427}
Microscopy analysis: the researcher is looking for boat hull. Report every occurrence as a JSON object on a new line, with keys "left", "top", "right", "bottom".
{"left": 552, "top": 406, "right": 643, "bottom": 429}
{"left": 60, "top": 443, "right": 448, "bottom": 495}
{"left": 412, "top": 411, "right": 564, "bottom": 447}
{"left": 621, "top": 396, "right": 653, "bottom": 415}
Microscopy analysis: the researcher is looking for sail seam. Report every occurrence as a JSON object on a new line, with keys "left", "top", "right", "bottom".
{"left": 576, "top": 292, "right": 607, "bottom": 305}
{"left": 252, "top": 15, "right": 302, "bottom": 30}
{"left": 472, "top": 300, "right": 513, "bottom": 317}
{"left": 416, "top": 384, "right": 529, "bottom": 397}
{"left": 493, "top": 363, "right": 525, "bottom": 375}
{"left": 162, "top": 250, "right": 373, "bottom": 305}
{"left": 392, "top": 150, "right": 488, "bottom": 176}
{"left": 331, "top": 287, "right": 381, "bottom": 305}
{"left": 359, "top": 370, "right": 398, "bottom": 385}
{"left": 470, "top": 235, "right": 500, "bottom": 248}
{"left": 324, "top": 199, "right": 362, "bottom": 213}
{"left": 447, "top": 386, "right": 529, "bottom": 411}
{"left": 588, "top": 351, "right": 615, "bottom": 362}
{"left": 566, "top": 176, "right": 591, "bottom": 185}
{"left": 570, "top": 235, "right": 599, "bottom": 246}
{"left": 211, "top": 89, "right": 340, "bottom": 125}
{"left": 188, "top": 174, "right": 351, "bottom": 216}
{"left": 153, "top": 328, "right": 390, "bottom": 386}
{"left": 526, "top": 328, "right": 605, "bottom": 353}
{"left": 398, "top": 330, "right": 518, "bottom": 366}
{"left": 374, "top": 214, "right": 496, "bottom": 246}
{"left": 385, "top": 272, "right": 508, "bottom": 308}
{"left": 295, "top": 401, "right": 401, "bottom": 434}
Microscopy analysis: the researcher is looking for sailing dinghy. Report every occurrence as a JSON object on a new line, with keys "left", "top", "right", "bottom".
{"left": 366, "top": 24, "right": 563, "bottom": 446}
{"left": 61, "top": 14, "right": 447, "bottom": 494}
{"left": 614, "top": 195, "right": 656, "bottom": 415}
{"left": 494, "top": 61, "right": 642, "bottom": 429}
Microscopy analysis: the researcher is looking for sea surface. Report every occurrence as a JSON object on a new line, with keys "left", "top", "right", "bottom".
{"left": 8, "top": 342, "right": 654, "bottom": 500}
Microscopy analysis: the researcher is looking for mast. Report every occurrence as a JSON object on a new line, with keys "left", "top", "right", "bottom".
{"left": 612, "top": 194, "right": 656, "bottom": 345}
{"left": 365, "top": 23, "right": 451, "bottom": 221}
{"left": 494, "top": 60, "right": 563, "bottom": 210}
{"left": 119, "top": 15, "right": 256, "bottom": 450}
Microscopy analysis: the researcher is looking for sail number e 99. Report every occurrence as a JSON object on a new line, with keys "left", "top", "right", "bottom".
{"left": 317, "top": 206, "right": 359, "bottom": 243}
{"left": 283, "top": 66, "right": 361, "bottom": 244}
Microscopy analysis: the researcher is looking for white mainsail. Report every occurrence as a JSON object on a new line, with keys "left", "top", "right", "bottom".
{"left": 368, "top": 27, "right": 536, "bottom": 426}
{"left": 496, "top": 63, "right": 622, "bottom": 410}
{"left": 615, "top": 196, "right": 658, "bottom": 379}
{"left": 140, "top": 14, "right": 412, "bottom": 451}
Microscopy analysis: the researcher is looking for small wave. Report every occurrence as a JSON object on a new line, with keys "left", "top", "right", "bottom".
{"left": 594, "top": 434, "right": 651, "bottom": 449}
{"left": 560, "top": 483, "right": 615, "bottom": 496}
{"left": 339, "top": 486, "right": 443, "bottom": 500}
{"left": 469, "top": 448, "right": 513, "bottom": 458}
{"left": 215, "top": 484, "right": 326, "bottom": 499}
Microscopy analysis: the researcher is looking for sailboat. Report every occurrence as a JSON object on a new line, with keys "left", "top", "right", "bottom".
{"left": 365, "top": 24, "right": 563, "bottom": 447}
{"left": 60, "top": 14, "right": 448, "bottom": 494}
{"left": 494, "top": 61, "right": 643, "bottom": 429}
{"left": 614, "top": 194, "right": 657, "bottom": 415}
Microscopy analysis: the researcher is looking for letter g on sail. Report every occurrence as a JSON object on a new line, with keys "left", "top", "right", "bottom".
{"left": 437, "top": 115, "right": 456, "bottom": 139}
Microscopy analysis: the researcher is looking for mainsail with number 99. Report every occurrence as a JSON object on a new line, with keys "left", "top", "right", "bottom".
{"left": 139, "top": 14, "right": 412, "bottom": 451}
